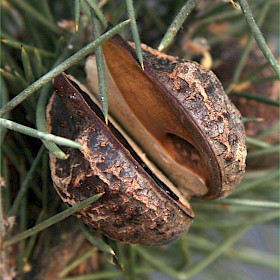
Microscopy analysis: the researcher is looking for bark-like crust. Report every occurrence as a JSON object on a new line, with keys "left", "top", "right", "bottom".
{"left": 139, "top": 44, "right": 247, "bottom": 198}
{"left": 99, "top": 37, "right": 246, "bottom": 200}
{"left": 47, "top": 74, "right": 193, "bottom": 245}
{"left": 48, "top": 35, "right": 247, "bottom": 245}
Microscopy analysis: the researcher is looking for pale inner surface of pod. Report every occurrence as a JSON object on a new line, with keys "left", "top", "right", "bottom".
{"left": 85, "top": 53, "right": 208, "bottom": 201}
{"left": 68, "top": 75, "right": 193, "bottom": 210}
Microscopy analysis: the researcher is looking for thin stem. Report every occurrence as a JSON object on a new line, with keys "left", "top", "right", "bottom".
{"left": 246, "top": 137, "right": 271, "bottom": 148}
{"left": 2, "top": 144, "right": 26, "bottom": 175}
{"left": 0, "top": 166, "right": 6, "bottom": 239}
{"left": 209, "top": 198, "right": 279, "bottom": 209}
{"left": 81, "top": 225, "right": 115, "bottom": 255}
{"left": 33, "top": 48, "right": 44, "bottom": 78}
{"left": 21, "top": 46, "right": 35, "bottom": 84}
{"left": 0, "top": 76, "right": 9, "bottom": 143}
{"left": 243, "top": 117, "right": 263, "bottom": 124}
{"left": 186, "top": 234, "right": 278, "bottom": 269}
{"left": 227, "top": 1, "right": 271, "bottom": 92}
{"left": 196, "top": 8, "right": 242, "bottom": 27}
{"left": 18, "top": 193, "right": 27, "bottom": 271}
{"left": 180, "top": 211, "right": 279, "bottom": 279}
{"left": 63, "top": 267, "right": 152, "bottom": 280}
{"left": 126, "top": 0, "right": 144, "bottom": 69}
{"left": 9, "top": 0, "right": 62, "bottom": 35}
{"left": 85, "top": 0, "right": 108, "bottom": 29}
{"left": 5, "top": 193, "right": 103, "bottom": 246}
{"left": 59, "top": 247, "right": 98, "bottom": 277}
{"left": 247, "top": 145, "right": 280, "bottom": 159}
{"left": 14, "top": 71, "right": 28, "bottom": 88}
{"left": 0, "top": 118, "right": 82, "bottom": 149}
{"left": 22, "top": 211, "right": 45, "bottom": 265}
{"left": 179, "top": 235, "right": 191, "bottom": 267}
{"left": 0, "top": 19, "right": 131, "bottom": 118}
{"left": 41, "top": 153, "right": 49, "bottom": 211}
{"left": 64, "top": 270, "right": 124, "bottom": 280}
{"left": 230, "top": 92, "right": 280, "bottom": 106}
{"left": 128, "top": 245, "right": 137, "bottom": 280}
{"left": 238, "top": 0, "right": 280, "bottom": 79}
{"left": 40, "top": 0, "right": 55, "bottom": 22}
{"left": 1, "top": 39, "right": 54, "bottom": 58}
{"left": 8, "top": 146, "right": 45, "bottom": 217}
{"left": 134, "top": 246, "right": 179, "bottom": 279}
{"left": 89, "top": 4, "right": 108, "bottom": 122}
{"left": 0, "top": 70, "right": 18, "bottom": 88}
{"left": 234, "top": 169, "right": 279, "bottom": 194}
{"left": 75, "top": 0, "right": 81, "bottom": 31}
{"left": 158, "top": 0, "right": 197, "bottom": 51}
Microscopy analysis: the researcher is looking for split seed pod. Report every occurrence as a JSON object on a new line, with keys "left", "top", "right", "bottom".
{"left": 47, "top": 35, "right": 246, "bottom": 245}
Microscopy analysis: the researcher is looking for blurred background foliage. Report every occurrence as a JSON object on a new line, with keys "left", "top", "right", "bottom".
{"left": 0, "top": 0, "right": 279, "bottom": 279}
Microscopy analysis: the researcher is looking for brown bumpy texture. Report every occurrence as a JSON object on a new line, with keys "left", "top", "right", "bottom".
{"left": 140, "top": 44, "right": 247, "bottom": 198}
{"left": 48, "top": 36, "right": 247, "bottom": 245}
{"left": 47, "top": 74, "right": 193, "bottom": 245}
{"left": 100, "top": 36, "right": 246, "bottom": 199}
